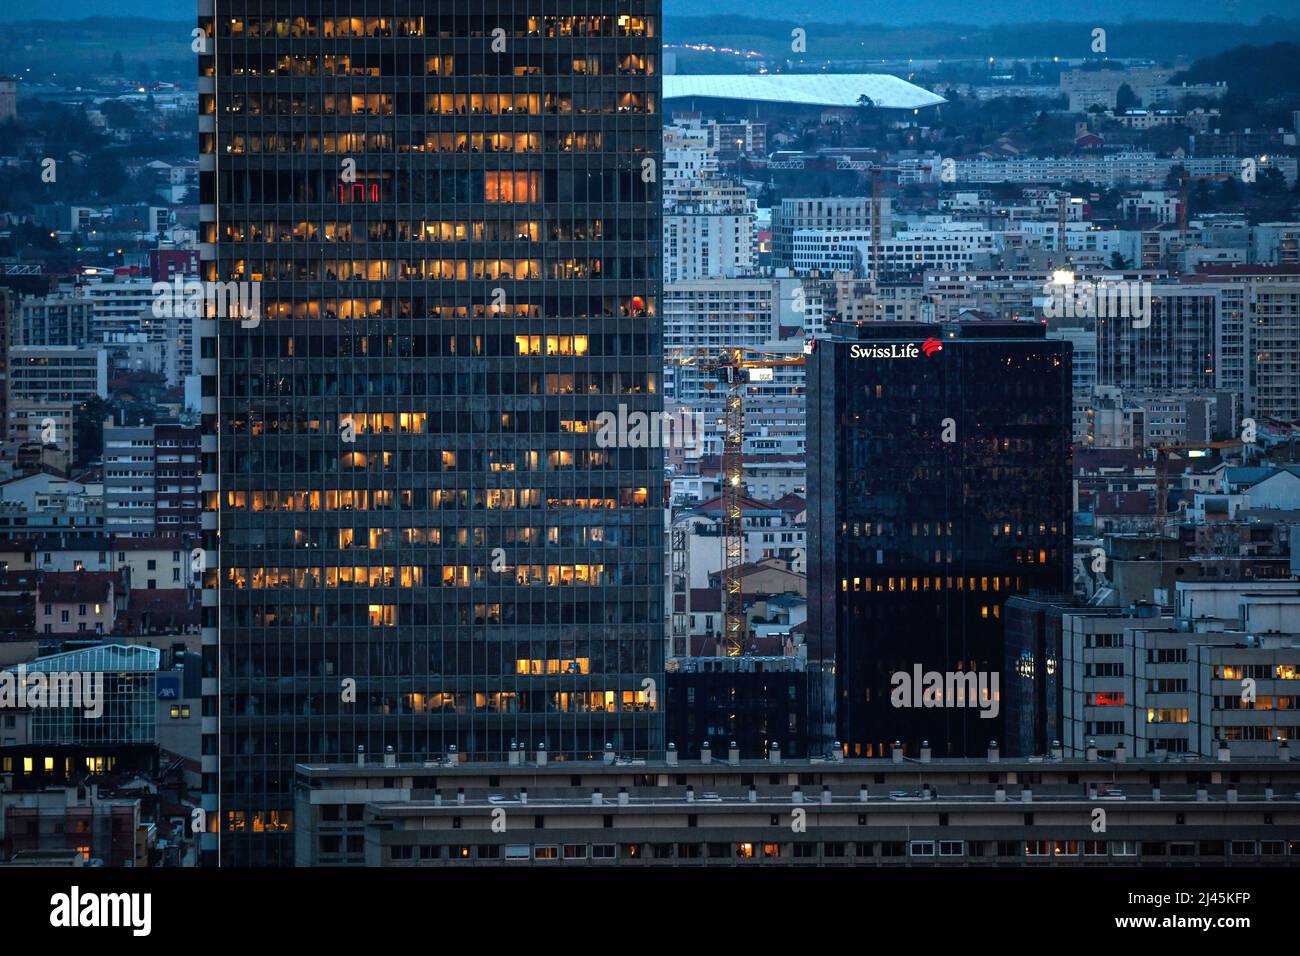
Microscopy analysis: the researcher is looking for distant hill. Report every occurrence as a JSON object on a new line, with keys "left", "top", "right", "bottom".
{"left": 665, "top": 0, "right": 1300, "bottom": 25}
{"left": 666, "top": 16, "right": 1300, "bottom": 62}
{"left": 1170, "top": 42, "right": 1300, "bottom": 98}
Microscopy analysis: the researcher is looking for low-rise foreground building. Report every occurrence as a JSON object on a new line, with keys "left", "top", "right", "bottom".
{"left": 295, "top": 747, "right": 1300, "bottom": 867}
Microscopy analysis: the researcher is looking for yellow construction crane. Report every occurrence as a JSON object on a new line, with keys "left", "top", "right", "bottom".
{"left": 1057, "top": 192, "right": 1069, "bottom": 256}
{"left": 868, "top": 164, "right": 908, "bottom": 288}
{"left": 667, "top": 347, "right": 806, "bottom": 655}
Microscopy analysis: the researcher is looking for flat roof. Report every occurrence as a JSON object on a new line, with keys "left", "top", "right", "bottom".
{"left": 297, "top": 752, "right": 1295, "bottom": 777}
{"left": 663, "top": 74, "right": 946, "bottom": 111}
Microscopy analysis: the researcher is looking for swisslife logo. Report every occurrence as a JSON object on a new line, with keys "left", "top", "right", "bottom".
{"left": 849, "top": 337, "right": 944, "bottom": 359}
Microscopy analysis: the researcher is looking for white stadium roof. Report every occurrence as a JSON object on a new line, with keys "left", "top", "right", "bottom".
{"left": 662, "top": 74, "right": 946, "bottom": 111}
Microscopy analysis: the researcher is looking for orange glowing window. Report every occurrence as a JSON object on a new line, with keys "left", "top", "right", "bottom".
{"left": 485, "top": 171, "right": 540, "bottom": 203}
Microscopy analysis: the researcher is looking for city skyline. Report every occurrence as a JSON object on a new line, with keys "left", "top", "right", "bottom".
{"left": 0, "top": 0, "right": 1298, "bottom": 905}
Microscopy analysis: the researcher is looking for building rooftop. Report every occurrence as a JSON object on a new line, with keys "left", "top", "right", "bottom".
{"left": 114, "top": 589, "right": 199, "bottom": 635}
{"left": 663, "top": 74, "right": 946, "bottom": 111}
{"left": 1093, "top": 490, "right": 1155, "bottom": 516}
{"left": 297, "top": 747, "right": 1296, "bottom": 779}
{"left": 36, "top": 570, "right": 117, "bottom": 604}
{"left": 30, "top": 642, "right": 160, "bottom": 673}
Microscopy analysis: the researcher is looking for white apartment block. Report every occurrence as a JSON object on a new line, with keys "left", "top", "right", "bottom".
{"left": 1095, "top": 284, "right": 1218, "bottom": 392}
{"left": 1062, "top": 582, "right": 1300, "bottom": 758}
{"left": 1047, "top": 328, "right": 1098, "bottom": 396}
{"left": 771, "top": 196, "right": 892, "bottom": 268}
{"left": 1179, "top": 270, "right": 1300, "bottom": 420}
{"left": 790, "top": 228, "right": 997, "bottom": 279}
{"left": 922, "top": 271, "right": 1047, "bottom": 323}
{"left": 1074, "top": 386, "right": 1237, "bottom": 449}
{"left": 13, "top": 293, "right": 95, "bottom": 347}
{"left": 663, "top": 202, "right": 757, "bottom": 282}
{"left": 1124, "top": 190, "right": 1181, "bottom": 224}
{"left": 694, "top": 396, "right": 807, "bottom": 461}
{"left": 78, "top": 276, "right": 159, "bottom": 339}
{"left": 1250, "top": 284, "right": 1300, "bottom": 423}
{"left": 955, "top": 153, "right": 1296, "bottom": 188}
{"left": 6, "top": 400, "right": 77, "bottom": 460}
{"left": 737, "top": 457, "right": 806, "bottom": 500}
{"left": 1251, "top": 223, "right": 1300, "bottom": 265}
{"left": 1015, "top": 222, "right": 1141, "bottom": 263}
{"left": 7, "top": 346, "right": 108, "bottom": 404}
{"left": 677, "top": 507, "right": 806, "bottom": 592}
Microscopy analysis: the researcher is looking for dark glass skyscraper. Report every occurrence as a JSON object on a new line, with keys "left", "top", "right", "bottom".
{"left": 199, "top": 2, "right": 663, "bottom": 865}
{"left": 807, "top": 321, "right": 1071, "bottom": 759}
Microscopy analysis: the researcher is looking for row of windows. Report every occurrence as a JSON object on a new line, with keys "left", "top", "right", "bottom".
{"left": 205, "top": 296, "right": 654, "bottom": 322}
{"left": 1215, "top": 695, "right": 1298, "bottom": 710}
{"left": 221, "top": 488, "right": 653, "bottom": 512}
{"left": 1219, "top": 665, "right": 1299, "bottom": 680}
{"left": 1, "top": 755, "right": 120, "bottom": 775}
{"left": 224, "top": 523, "right": 641, "bottom": 551}
{"left": 212, "top": 91, "right": 655, "bottom": 117}
{"left": 223, "top": 598, "right": 660, "bottom": 628}
{"left": 225, "top": 562, "right": 614, "bottom": 589}
{"left": 226, "top": 376, "right": 654, "bottom": 406}
{"left": 214, "top": 128, "right": 629, "bottom": 157}
{"left": 221, "top": 256, "right": 654, "bottom": 281}
{"left": 1218, "top": 726, "right": 1300, "bottom": 741}
{"left": 1085, "top": 721, "right": 1126, "bottom": 735}
{"left": 1086, "top": 663, "right": 1124, "bottom": 677}
{"left": 842, "top": 576, "right": 1025, "bottom": 593}
{"left": 225, "top": 450, "right": 652, "bottom": 479}
{"left": 1086, "top": 634, "right": 1124, "bottom": 648}
{"left": 233, "top": 689, "right": 655, "bottom": 717}
{"left": 220, "top": 332, "right": 653, "bottom": 361}
{"left": 212, "top": 171, "right": 654, "bottom": 209}
{"left": 215, "top": 15, "right": 656, "bottom": 40}
{"left": 218, "top": 218, "right": 627, "bottom": 242}
{"left": 378, "top": 838, "right": 1300, "bottom": 862}
{"left": 220, "top": 53, "right": 654, "bottom": 78}
{"left": 218, "top": 638, "right": 655, "bottom": 673}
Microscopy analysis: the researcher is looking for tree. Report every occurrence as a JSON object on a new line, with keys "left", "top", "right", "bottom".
{"left": 856, "top": 94, "right": 877, "bottom": 127}
{"left": 111, "top": 50, "right": 125, "bottom": 74}
{"left": 1115, "top": 83, "right": 1139, "bottom": 111}
{"left": 1110, "top": 251, "right": 1130, "bottom": 270}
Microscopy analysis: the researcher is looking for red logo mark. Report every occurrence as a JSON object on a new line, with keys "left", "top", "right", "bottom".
{"left": 921, "top": 337, "right": 943, "bottom": 357}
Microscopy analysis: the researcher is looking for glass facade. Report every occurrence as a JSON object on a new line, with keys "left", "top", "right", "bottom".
{"left": 28, "top": 644, "right": 160, "bottom": 746}
{"left": 200, "top": 1, "right": 663, "bottom": 865}
{"left": 807, "top": 323, "right": 1072, "bottom": 759}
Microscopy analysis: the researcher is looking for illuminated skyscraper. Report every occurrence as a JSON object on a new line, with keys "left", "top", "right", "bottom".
{"left": 199, "top": 2, "right": 663, "bottom": 865}
{"left": 807, "top": 321, "right": 1071, "bottom": 759}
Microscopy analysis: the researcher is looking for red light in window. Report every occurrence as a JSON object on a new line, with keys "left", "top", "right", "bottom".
{"left": 337, "top": 182, "right": 381, "bottom": 203}
{"left": 1092, "top": 692, "right": 1124, "bottom": 707}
